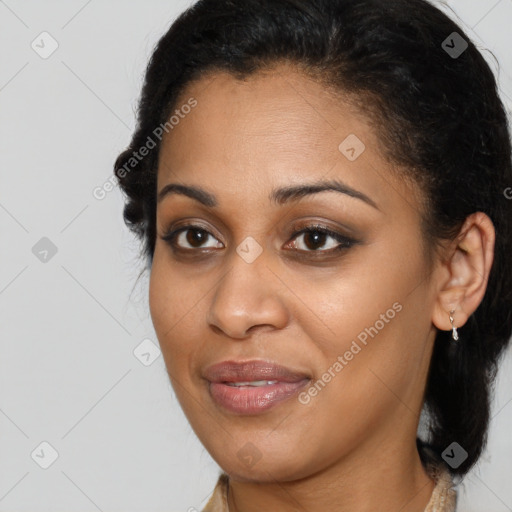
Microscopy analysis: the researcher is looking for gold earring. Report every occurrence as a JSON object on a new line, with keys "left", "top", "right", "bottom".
{"left": 449, "top": 310, "right": 459, "bottom": 341}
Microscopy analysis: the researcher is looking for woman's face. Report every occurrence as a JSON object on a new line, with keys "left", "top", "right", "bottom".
{"left": 149, "top": 64, "right": 441, "bottom": 481}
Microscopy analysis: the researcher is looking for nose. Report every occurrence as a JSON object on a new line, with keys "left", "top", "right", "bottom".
{"left": 206, "top": 247, "right": 290, "bottom": 339}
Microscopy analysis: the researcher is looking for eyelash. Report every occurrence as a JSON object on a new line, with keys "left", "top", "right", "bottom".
{"left": 160, "top": 223, "right": 357, "bottom": 256}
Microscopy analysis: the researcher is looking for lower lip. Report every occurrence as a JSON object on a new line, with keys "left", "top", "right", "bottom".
{"left": 208, "top": 379, "right": 310, "bottom": 414}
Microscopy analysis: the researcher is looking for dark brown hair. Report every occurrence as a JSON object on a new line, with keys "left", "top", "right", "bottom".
{"left": 114, "top": 0, "right": 512, "bottom": 477}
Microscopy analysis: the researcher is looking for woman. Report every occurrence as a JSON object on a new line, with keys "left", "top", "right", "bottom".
{"left": 114, "top": 0, "right": 512, "bottom": 510}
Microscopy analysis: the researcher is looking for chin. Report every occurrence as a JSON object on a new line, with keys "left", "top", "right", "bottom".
{"left": 214, "top": 450, "right": 315, "bottom": 483}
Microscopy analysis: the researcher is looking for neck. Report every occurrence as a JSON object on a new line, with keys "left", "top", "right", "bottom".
{"left": 227, "top": 430, "right": 436, "bottom": 512}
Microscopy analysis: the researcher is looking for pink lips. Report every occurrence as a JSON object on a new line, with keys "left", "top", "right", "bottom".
{"left": 203, "top": 360, "right": 310, "bottom": 415}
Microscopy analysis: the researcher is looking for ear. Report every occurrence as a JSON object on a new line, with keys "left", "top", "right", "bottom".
{"left": 432, "top": 212, "right": 495, "bottom": 333}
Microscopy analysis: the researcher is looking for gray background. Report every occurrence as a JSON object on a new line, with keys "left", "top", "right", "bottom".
{"left": 1, "top": 0, "right": 511, "bottom": 510}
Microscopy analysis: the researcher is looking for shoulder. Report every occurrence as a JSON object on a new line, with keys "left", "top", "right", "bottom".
{"left": 421, "top": 444, "right": 458, "bottom": 512}
{"left": 201, "top": 473, "right": 229, "bottom": 512}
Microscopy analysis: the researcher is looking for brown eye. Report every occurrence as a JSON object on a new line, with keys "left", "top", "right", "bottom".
{"left": 185, "top": 228, "right": 209, "bottom": 247}
{"left": 161, "top": 225, "right": 223, "bottom": 250}
{"left": 301, "top": 230, "right": 329, "bottom": 250}
{"left": 287, "top": 226, "right": 356, "bottom": 253}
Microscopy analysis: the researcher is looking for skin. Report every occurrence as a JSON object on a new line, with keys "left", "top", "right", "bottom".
{"left": 148, "top": 63, "right": 495, "bottom": 511}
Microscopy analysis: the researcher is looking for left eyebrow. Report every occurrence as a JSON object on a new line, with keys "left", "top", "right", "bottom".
{"left": 157, "top": 178, "right": 380, "bottom": 211}
{"left": 269, "top": 179, "right": 380, "bottom": 211}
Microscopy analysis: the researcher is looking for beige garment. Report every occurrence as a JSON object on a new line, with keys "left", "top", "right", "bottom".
{"left": 201, "top": 459, "right": 457, "bottom": 512}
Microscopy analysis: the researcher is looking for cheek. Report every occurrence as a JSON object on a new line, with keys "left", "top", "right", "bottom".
{"left": 297, "top": 265, "right": 400, "bottom": 355}
{"left": 303, "top": 249, "right": 426, "bottom": 395}
{"left": 312, "top": 287, "right": 430, "bottom": 440}
{"left": 148, "top": 254, "right": 192, "bottom": 360}
{"left": 149, "top": 248, "right": 195, "bottom": 333}
{"left": 148, "top": 251, "right": 214, "bottom": 383}
{"left": 148, "top": 257, "right": 170, "bottom": 337}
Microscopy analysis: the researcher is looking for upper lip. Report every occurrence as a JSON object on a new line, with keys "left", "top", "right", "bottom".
{"left": 203, "top": 360, "right": 310, "bottom": 383}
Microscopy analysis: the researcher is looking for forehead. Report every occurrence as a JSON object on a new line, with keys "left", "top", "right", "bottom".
{"left": 157, "top": 65, "right": 423, "bottom": 217}
{"left": 168, "top": 66, "right": 361, "bottom": 157}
